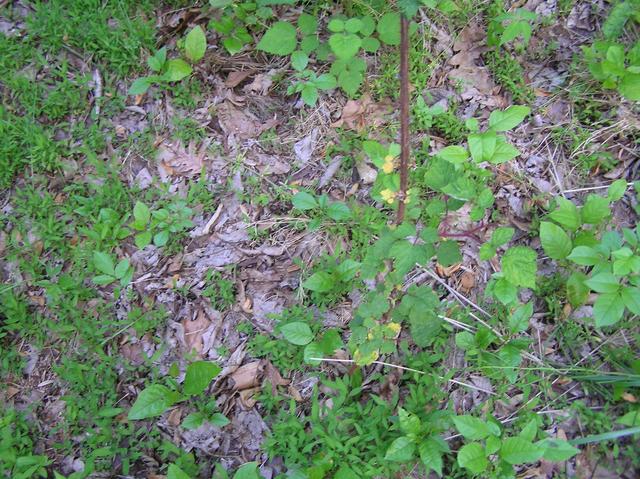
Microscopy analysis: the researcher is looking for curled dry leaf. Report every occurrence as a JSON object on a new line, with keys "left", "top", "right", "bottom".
{"left": 182, "top": 309, "right": 212, "bottom": 356}
{"left": 156, "top": 139, "right": 210, "bottom": 178}
{"left": 331, "top": 94, "right": 391, "bottom": 131}
{"left": 217, "top": 101, "right": 278, "bottom": 140}
{"left": 230, "top": 360, "right": 263, "bottom": 390}
{"left": 167, "top": 406, "right": 182, "bottom": 427}
{"left": 225, "top": 70, "right": 255, "bottom": 88}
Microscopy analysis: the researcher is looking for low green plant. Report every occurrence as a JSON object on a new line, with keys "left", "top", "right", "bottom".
{"left": 584, "top": 40, "right": 640, "bottom": 101}
{"left": 487, "top": 7, "right": 538, "bottom": 49}
{"left": 130, "top": 200, "right": 194, "bottom": 249}
{"left": 291, "top": 191, "right": 351, "bottom": 228}
{"left": 129, "top": 26, "right": 207, "bottom": 95}
{"left": 209, "top": 0, "right": 273, "bottom": 55}
{"left": 92, "top": 251, "right": 134, "bottom": 287}
{"left": 0, "top": 409, "right": 50, "bottom": 479}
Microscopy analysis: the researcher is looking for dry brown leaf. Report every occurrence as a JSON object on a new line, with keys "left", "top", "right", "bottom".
{"left": 239, "top": 386, "right": 261, "bottom": 408}
{"left": 288, "top": 384, "right": 303, "bottom": 402}
{"left": 182, "top": 309, "right": 211, "bottom": 356}
{"left": 243, "top": 71, "right": 275, "bottom": 95}
{"left": 156, "top": 139, "right": 209, "bottom": 178}
{"left": 230, "top": 360, "right": 263, "bottom": 390}
{"left": 263, "top": 361, "right": 289, "bottom": 394}
{"left": 459, "top": 271, "right": 476, "bottom": 292}
{"left": 436, "top": 263, "right": 461, "bottom": 277}
{"left": 225, "top": 70, "right": 255, "bottom": 88}
{"left": 217, "top": 101, "right": 277, "bottom": 140}
{"left": 331, "top": 94, "right": 391, "bottom": 131}
{"left": 167, "top": 406, "right": 182, "bottom": 427}
{"left": 120, "top": 342, "right": 145, "bottom": 365}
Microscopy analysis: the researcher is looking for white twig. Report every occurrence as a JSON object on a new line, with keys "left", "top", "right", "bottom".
{"left": 561, "top": 182, "right": 634, "bottom": 195}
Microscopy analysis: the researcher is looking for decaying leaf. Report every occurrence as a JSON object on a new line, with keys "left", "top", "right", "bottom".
{"left": 156, "top": 139, "right": 210, "bottom": 178}
{"left": 182, "top": 309, "right": 212, "bottom": 356}
{"left": 216, "top": 101, "right": 278, "bottom": 140}
{"left": 331, "top": 94, "right": 391, "bottom": 131}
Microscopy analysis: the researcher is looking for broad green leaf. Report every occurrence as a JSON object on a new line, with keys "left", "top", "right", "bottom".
{"left": 147, "top": 47, "right": 166, "bottom": 71}
{"left": 567, "top": 246, "right": 602, "bottom": 266}
{"left": 129, "top": 77, "right": 152, "bottom": 95}
{"left": 292, "top": 191, "right": 317, "bottom": 210}
{"left": 300, "top": 84, "right": 318, "bottom": 106}
{"left": 329, "top": 33, "right": 361, "bottom": 60}
{"left": 300, "top": 34, "right": 319, "bottom": 53}
{"left": 584, "top": 273, "right": 620, "bottom": 294}
{"left": 232, "top": 462, "right": 260, "bottom": 479}
{"left": 398, "top": 408, "right": 421, "bottom": 435}
{"left": 519, "top": 419, "right": 538, "bottom": 442}
{"left": 452, "top": 415, "right": 493, "bottom": 440}
{"left": 184, "top": 26, "right": 207, "bottom": 62}
{"left": 133, "top": 201, "right": 151, "bottom": 226}
{"left": 303, "top": 341, "right": 323, "bottom": 364}
{"left": 314, "top": 73, "right": 337, "bottom": 90}
{"left": 337, "top": 68, "right": 364, "bottom": 96}
{"left": 210, "top": 412, "right": 230, "bottom": 427}
{"left": 183, "top": 361, "right": 221, "bottom": 396}
{"left": 457, "top": 442, "right": 488, "bottom": 474}
{"left": 290, "top": 51, "right": 308, "bottom": 71}
{"left": 549, "top": 197, "right": 581, "bottom": 231}
{"left": 135, "top": 231, "right": 152, "bottom": 249}
{"left": 489, "top": 139, "right": 520, "bottom": 164}
{"left": 493, "top": 277, "right": 518, "bottom": 304}
{"left": 257, "top": 22, "right": 297, "bottom": 55}
{"left": 594, "top": 292, "right": 625, "bottom": 327}
{"left": 437, "top": 240, "right": 461, "bottom": 266}
{"left": 297, "top": 13, "right": 318, "bottom": 35}
{"left": 617, "top": 410, "right": 640, "bottom": 427}
{"left": 540, "top": 222, "right": 572, "bottom": 260}
{"left": 488, "top": 105, "right": 530, "bottom": 131}
{"left": 499, "top": 437, "right": 544, "bottom": 464}
{"left": 182, "top": 412, "right": 206, "bottom": 430}
{"left": 538, "top": 438, "right": 579, "bottom": 462}
{"left": 409, "top": 311, "right": 441, "bottom": 347}
{"left": 164, "top": 59, "right": 192, "bottom": 82}
{"left": 361, "top": 36, "right": 380, "bottom": 52}
{"left": 607, "top": 179, "right": 627, "bottom": 202}
{"left": 92, "top": 274, "right": 115, "bottom": 285}
{"left": 326, "top": 202, "right": 351, "bottom": 220}
{"left": 168, "top": 464, "right": 191, "bottom": 479}
{"left": 302, "top": 271, "right": 333, "bottom": 292}
{"left": 128, "top": 384, "right": 180, "bottom": 420}
{"left": 327, "top": 19, "right": 345, "bottom": 32}
{"left": 468, "top": 131, "right": 497, "bottom": 163}
{"left": 93, "top": 251, "right": 116, "bottom": 276}
{"left": 419, "top": 438, "right": 446, "bottom": 476}
{"left": 567, "top": 271, "right": 589, "bottom": 307}
{"left": 620, "top": 72, "right": 640, "bottom": 101}
{"left": 581, "top": 194, "right": 610, "bottom": 224}
{"left": 345, "top": 18, "right": 363, "bottom": 33}
{"left": 502, "top": 246, "right": 537, "bottom": 289}
{"left": 154, "top": 230, "right": 169, "bottom": 246}
{"left": 377, "top": 12, "right": 401, "bottom": 45}
{"left": 491, "top": 227, "right": 515, "bottom": 246}
{"left": 621, "top": 286, "right": 640, "bottom": 315}
{"left": 280, "top": 322, "right": 314, "bottom": 345}
{"left": 455, "top": 331, "right": 475, "bottom": 350}
{"left": 114, "top": 259, "right": 130, "bottom": 279}
{"left": 437, "top": 145, "right": 469, "bottom": 164}
{"left": 479, "top": 243, "right": 497, "bottom": 261}
{"left": 508, "top": 302, "right": 532, "bottom": 333}
{"left": 384, "top": 436, "right": 415, "bottom": 462}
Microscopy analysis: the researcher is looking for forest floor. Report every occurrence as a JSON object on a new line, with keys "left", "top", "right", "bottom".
{"left": 1, "top": 0, "right": 639, "bottom": 478}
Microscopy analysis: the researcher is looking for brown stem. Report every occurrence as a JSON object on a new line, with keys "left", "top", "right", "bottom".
{"left": 396, "top": 15, "right": 410, "bottom": 225}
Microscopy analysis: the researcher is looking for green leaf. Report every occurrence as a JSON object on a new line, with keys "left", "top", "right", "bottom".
{"left": 114, "top": 259, "right": 130, "bottom": 279}
{"left": 468, "top": 131, "right": 497, "bottom": 163}
{"left": 300, "top": 84, "right": 318, "bottom": 106}
{"left": 581, "top": 194, "right": 610, "bottom": 224}
{"left": 455, "top": 331, "right": 475, "bottom": 350}
{"left": 303, "top": 341, "right": 324, "bottom": 364}
{"left": 183, "top": 361, "right": 222, "bottom": 396}
{"left": 419, "top": 438, "right": 446, "bottom": 476}
{"left": 297, "top": 13, "right": 318, "bottom": 35}
{"left": 290, "top": 50, "right": 308, "bottom": 71}
{"left": 361, "top": 36, "right": 380, "bottom": 52}
{"left": 607, "top": 179, "right": 627, "bottom": 202}
{"left": 502, "top": 246, "right": 537, "bottom": 289}
{"left": 337, "top": 68, "right": 363, "bottom": 97}
{"left": 184, "top": 26, "right": 207, "bottom": 62}
{"left": 617, "top": 410, "right": 640, "bottom": 427}
{"left": 540, "top": 222, "right": 572, "bottom": 260}
{"left": 210, "top": 412, "right": 230, "bottom": 427}
{"left": 549, "top": 197, "right": 581, "bottom": 231}
{"left": 280, "top": 322, "right": 314, "bottom": 345}
{"left": 314, "top": 73, "right": 337, "bottom": 90}
{"left": 292, "top": 191, "right": 317, "bottom": 210}
{"left": 257, "top": 21, "right": 297, "bottom": 55}
{"left": 129, "top": 77, "right": 152, "bottom": 95}
{"left": 164, "top": 59, "right": 192, "bottom": 82}
{"left": 326, "top": 202, "right": 351, "bottom": 221}
{"left": 567, "top": 272, "right": 589, "bottom": 307}
{"left": 499, "top": 437, "right": 544, "bottom": 464}
{"left": 437, "top": 145, "right": 469, "bottom": 164}
{"left": 135, "top": 231, "right": 153, "bottom": 249}
{"left": 538, "top": 438, "right": 579, "bottom": 462}
{"left": 437, "top": 240, "right": 461, "bottom": 267}
{"left": 154, "top": 230, "right": 169, "bottom": 246}
{"left": 488, "top": 105, "right": 530, "bottom": 131}
{"left": 128, "top": 384, "right": 180, "bottom": 420}
{"left": 584, "top": 273, "right": 620, "bottom": 294}
{"left": 457, "top": 442, "right": 488, "bottom": 474}
{"left": 329, "top": 33, "right": 361, "bottom": 60}
{"left": 620, "top": 72, "right": 640, "bottom": 101}
{"left": 377, "top": 12, "right": 401, "bottom": 45}
{"left": 398, "top": 408, "right": 421, "bottom": 435}
{"left": 492, "top": 227, "right": 515, "bottom": 246}
{"left": 93, "top": 251, "right": 116, "bottom": 276}
{"left": 345, "top": 18, "right": 363, "bottom": 33}
{"left": 232, "top": 462, "right": 260, "bottom": 479}
{"left": 182, "top": 412, "right": 206, "bottom": 430}
{"left": 133, "top": 201, "right": 151, "bottom": 225}
{"left": 493, "top": 277, "right": 518, "bottom": 304}
{"left": 593, "top": 292, "right": 625, "bottom": 327}
{"left": 621, "top": 286, "right": 640, "bottom": 315}
{"left": 452, "top": 415, "right": 494, "bottom": 440}
{"left": 384, "top": 436, "right": 416, "bottom": 462}
{"left": 479, "top": 243, "right": 497, "bottom": 261}
{"left": 327, "top": 18, "right": 345, "bottom": 32}
{"left": 489, "top": 138, "right": 521, "bottom": 164}
{"left": 302, "top": 271, "right": 333, "bottom": 292}
{"left": 508, "top": 302, "right": 533, "bottom": 333}
{"left": 568, "top": 246, "right": 602, "bottom": 266}
{"left": 92, "top": 274, "right": 115, "bottom": 285}
{"left": 168, "top": 464, "right": 192, "bottom": 479}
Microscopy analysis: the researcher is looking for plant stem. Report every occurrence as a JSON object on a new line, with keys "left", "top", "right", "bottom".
{"left": 396, "top": 14, "right": 410, "bottom": 225}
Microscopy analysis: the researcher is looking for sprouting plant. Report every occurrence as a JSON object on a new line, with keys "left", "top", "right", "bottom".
{"left": 129, "top": 26, "right": 207, "bottom": 95}
{"left": 291, "top": 191, "right": 351, "bottom": 228}
{"left": 584, "top": 40, "right": 640, "bottom": 101}
{"left": 92, "top": 251, "right": 134, "bottom": 287}
{"left": 208, "top": 0, "right": 272, "bottom": 55}
{"left": 130, "top": 200, "right": 193, "bottom": 249}
{"left": 487, "top": 7, "right": 538, "bottom": 49}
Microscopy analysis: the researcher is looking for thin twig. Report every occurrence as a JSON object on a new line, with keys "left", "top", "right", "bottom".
{"left": 396, "top": 14, "right": 410, "bottom": 224}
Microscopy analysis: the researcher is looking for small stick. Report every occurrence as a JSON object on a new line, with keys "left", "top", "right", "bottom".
{"left": 396, "top": 14, "right": 410, "bottom": 224}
